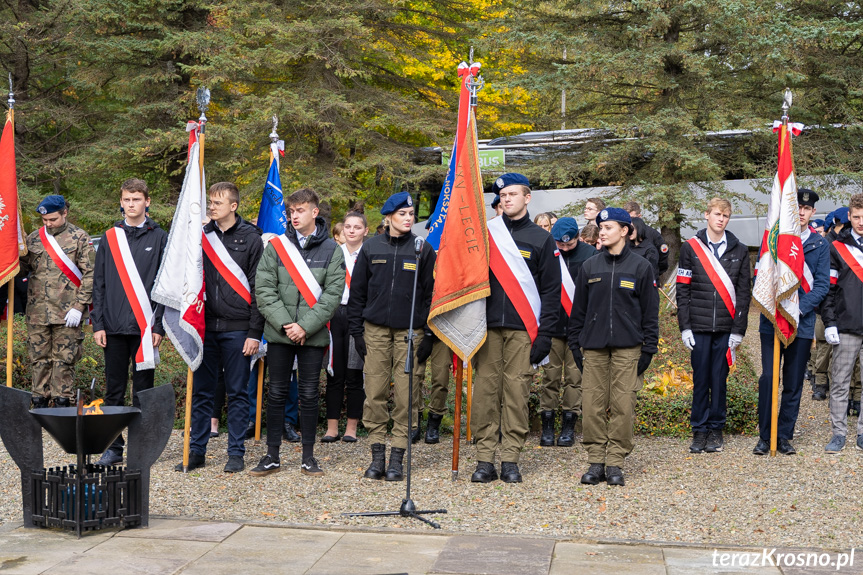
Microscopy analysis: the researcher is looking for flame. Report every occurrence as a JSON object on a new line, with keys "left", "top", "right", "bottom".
{"left": 83, "top": 398, "right": 104, "bottom": 415}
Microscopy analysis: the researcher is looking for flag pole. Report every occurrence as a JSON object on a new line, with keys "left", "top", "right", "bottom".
{"left": 183, "top": 87, "right": 210, "bottom": 472}
{"left": 451, "top": 361, "right": 463, "bottom": 481}
{"left": 770, "top": 89, "right": 793, "bottom": 457}
{"left": 466, "top": 362, "right": 473, "bottom": 442}
{"left": 5, "top": 75, "right": 14, "bottom": 388}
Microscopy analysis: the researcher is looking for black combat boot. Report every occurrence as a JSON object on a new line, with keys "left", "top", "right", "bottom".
{"left": 30, "top": 395, "right": 50, "bottom": 409}
{"left": 364, "top": 443, "right": 386, "bottom": 480}
{"left": 557, "top": 411, "right": 577, "bottom": 447}
{"left": 425, "top": 413, "right": 443, "bottom": 444}
{"left": 411, "top": 422, "right": 422, "bottom": 444}
{"left": 540, "top": 411, "right": 555, "bottom": 446}
{"left": 812, "top": 385, "right": 827, "bottom": 401}
{"left": 500, "top": 462, "right": 522, "bottom": 483}
{"left": 52, "top": 397, "right": 71, "bottom": 408}
{"left": 385, "top": 447, "right": 405, "bottom": 481}
{"left": 470, "top": 461, "right": 498, "bottom": 483}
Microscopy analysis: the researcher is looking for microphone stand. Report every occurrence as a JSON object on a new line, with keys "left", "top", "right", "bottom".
{"left": 344, "top": 236, "right": 447, "bottom": 528}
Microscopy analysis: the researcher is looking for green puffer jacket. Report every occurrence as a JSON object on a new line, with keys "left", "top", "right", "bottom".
{"left": 255, "top": 218, "right": 345, "bottom": 347}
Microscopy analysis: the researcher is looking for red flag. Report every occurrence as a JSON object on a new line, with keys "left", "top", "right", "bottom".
{"left": 428, "top": 62, "right": 490, "bottom": 362}
{"left": 0, "top": 110, "right": 26, "bottom": 287}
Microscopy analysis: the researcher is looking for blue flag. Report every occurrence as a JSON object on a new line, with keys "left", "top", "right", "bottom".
{"left": 425, "top": 137, "right": 457, "bottom": 250}
{"left": 257, "top": 155, "right": 287, "bottom": 234}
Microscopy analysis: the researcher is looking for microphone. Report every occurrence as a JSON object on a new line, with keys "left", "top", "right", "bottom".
{"left": 414, "top": 236, "right": 425, "bottom": 255}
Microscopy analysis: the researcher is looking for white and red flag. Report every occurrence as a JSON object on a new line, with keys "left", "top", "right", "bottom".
{"left": 151, "top": 125, "right": 206, "bottom": 369}
{"left": 753, "top": 121, "right": 804, "bottom": 345}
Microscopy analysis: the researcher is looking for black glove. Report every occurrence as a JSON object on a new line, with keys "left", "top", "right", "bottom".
{"left": 354, "top": 334, "right": 367, "bottom": 358}
{"left": 570, "top": 346, "right": 584, "bottom": 372}
{"left": 416, "top": 334, "right": 435, "bottom": 363}
{"left": 637, "top": 351, "right": 653, "bottom": 375}
{"left": 529, "top": 335, "right": 552, "bottom": 365}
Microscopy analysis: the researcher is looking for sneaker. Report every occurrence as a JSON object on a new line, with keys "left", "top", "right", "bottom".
{"left": 689, "top": 431, "right": 708, "bottom": 453}
{"left": 752, "top": 439, "right": 769, "bottom": 456}
{"left": 249, "top": 454, "right": 281, "bottom": 476}
{"left": 301, "top": 456, "right": 324, "bottom": 476}
{"left": 825, "top": 435, "right": 846, "bottom": 454}
{"left": 704, "top": 429, "right": 724, "bottom": 453}
{"left": 96, "top": 449, "right": 123, "bottom": 466}
{"left": 224, "top": 455, "right": 244, "bottom": 473}
{"left": 857, "top": 435, "right": 863, "bottom": 452}
{"left": 174, "top": 451, "right": 205, "bottom": 472}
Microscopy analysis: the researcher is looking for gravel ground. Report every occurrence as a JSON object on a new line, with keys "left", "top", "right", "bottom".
{"left": 2, "top": 311, "right": 861, "bottom": 549}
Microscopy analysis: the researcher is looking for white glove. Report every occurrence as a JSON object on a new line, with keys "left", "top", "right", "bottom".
{"left": 64, "top": 308, "right": 82, "bottom": 328}
{"left": 728, "top": 333, "right": 743, "bottom": 350}
{"left": 825, "top": 326, "right": 840, "bottom": 345}
{"left": 681, "top": 329, "right": 695, "bottom": 350}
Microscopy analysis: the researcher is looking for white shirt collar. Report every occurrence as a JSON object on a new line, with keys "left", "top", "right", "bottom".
{"left": 124, "top": 219, "right": 146, "bottom": 229}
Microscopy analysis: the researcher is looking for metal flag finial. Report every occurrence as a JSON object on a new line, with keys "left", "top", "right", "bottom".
{"left": 7, "top": 73, "right": 14, "bottom": 109}
{"left": 469, "top": 46, "right": 474, "bottom": 65}
{"left": 270, "top": 115, "right": 279, "bottom": 142}
{"left": 196, "top": 86, "right": 210, "bottom": 122}
{"left": 781, "top": 88, "right": 792, "bottom": 119}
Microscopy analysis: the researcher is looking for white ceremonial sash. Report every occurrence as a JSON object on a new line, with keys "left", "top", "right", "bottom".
{"left": 202, "top": 230, "right": 252, "bottom": 304}
{"left": 801, "top": 262, "right": 814, "bottom": 294}
{"left": 105, "top": 227, "right": 155, "bottom": 370}
{"left": 558, "top": 250, "right": 575, "bottom": 316}
{"left": 270, "top": 235, "right": 333, "bottom": 375}
{"left": 40, "top": 226, "right": 82, "bottom": 287}
{"left": 340, "top": 243, "right": 357, "bottom": 306}
{"left": 487, "top": 217, "right": 548, "bottom": 366}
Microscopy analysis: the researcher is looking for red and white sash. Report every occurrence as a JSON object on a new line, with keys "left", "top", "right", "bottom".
{"left": 834, "top": 241, "right": 863, "bottom": 284}
{"left": 105, "top": 227, "right": 155, "bottom": 370}
{"left": 202, "top": 231, "right": 252, "bottom": 304}
{"left": 269, "top": 235, "right": 334, "bottom": 375}
{"left": 687, "top": 237, "right": 736, "bottom": 365}
{"left": 800, "top": 262, "right": 814, "bottom": 294}
{"left": 40, "top": 226, "right": 82, "bottom": 287}
{"left": 488, "top": 217, "right": 542, "bottom": 342}
{"left": 340, "top": 243, "right": 357, "bottom": 306}
{"left": 557, "top": 250, "right": 575, "bottom": 316}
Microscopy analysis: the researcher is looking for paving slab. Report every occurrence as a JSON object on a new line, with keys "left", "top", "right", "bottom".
{"left": 182, "top": 526, "right": 343, "bottom": 575}
{"left": 41, "top": 535, "right": 215, "bottom": 575}
{"left": 116, "top": 518, "right": 241, "bottom": 542}
{"left": 308, "top": 531, "right": 449, "bottom": 575}
{"left": 0, "top": 526, "right": 115, "bottom": 575}
{"left": 664, "top": 547, "right": 783, "bottom": 575}
{"left": 430, "top": 535, "right": 555, "bottom": 575}
{"left": 549, "top": 542, "right": 665, "bottom": 575}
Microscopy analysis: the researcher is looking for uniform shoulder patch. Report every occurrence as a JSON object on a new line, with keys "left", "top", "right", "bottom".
{"left": 661, "top": 244, "right": 669, "bottom": 253}
{"left": 519, "top": 249, "right": 531, "bottom": 260}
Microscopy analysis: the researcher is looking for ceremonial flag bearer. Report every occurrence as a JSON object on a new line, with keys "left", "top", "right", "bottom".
{"left": 470, "top": 173, "right": 560, "bottom": 484}
{"left": 20, "top": 195, "right": 94, "bottom": 407}
{"left": 754, "top": 189, "right": 829, "bottom": 456}
{"left": 568, "top": 208, "right": 658, "bottom": 486}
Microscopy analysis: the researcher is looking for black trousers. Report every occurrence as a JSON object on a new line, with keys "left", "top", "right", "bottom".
{"left": 325, "top": 305, "right": 365, "bottom": 420}
{"left": 103, "top": 334, "right": 155, "bottom": 451}
{"left": 267, "top": 342, "right": 326, "bottom": 449}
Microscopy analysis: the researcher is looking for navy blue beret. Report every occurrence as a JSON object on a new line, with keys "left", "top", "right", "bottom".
{"left": 552, "top": 217, "right": 579, "bottom": 242}
{"left": 596, "top": 207, "right": 631, "bottom": 226}
{"left": 37, "top": 195, "right": 67, "bottom": 215}
{"left": 491, "top": 173, "right": 530, "bottom": 196}
{"left": 491, "top": 195, "right": 500, "bottom": 208}
{"left": 834, "top": 207, "right": 850, "bottom": 225}
{"left": 380, "top": 191, "right": 413, "bottom": 216}
{"left": 812, "top": 218, "right": 825, "bottom": 228}
{"left": 797, "top": 188, "right": 819, "bottom": 207}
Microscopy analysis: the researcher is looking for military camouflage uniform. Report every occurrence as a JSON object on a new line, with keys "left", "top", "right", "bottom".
{"left": 19, "top": 223, "right": 95, "bottom": 399}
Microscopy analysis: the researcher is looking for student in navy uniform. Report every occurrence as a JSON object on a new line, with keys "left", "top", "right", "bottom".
{"left": 568, "top": 208, "right": 658, "bottom": 486}
{"left": 539, "top": 217, "right": 597, "bottom": 448}
{"left": 470, "top": 173, "right": 560, "bottom": 484}
{"left": 754, "top": 189, "right": 829, "bottom": 455}
{"left": 347, "top": 191, "right": 436, "bottom": 481}
{"left": 676, "top": 198, "right": 751, "bottom": 455}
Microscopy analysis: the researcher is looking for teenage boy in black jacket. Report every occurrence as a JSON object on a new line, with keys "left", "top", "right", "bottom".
{"left": 568, "top": 207, "right": 658, "bottom": 487}
{"left": 676, "top": 197, "right": 751, "bottom": 455}
{"left": 175, "top": 182, "right": 264, "bottom": 474}
{"left": 93, "top": 179, "right": 167, "bottom": 466}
